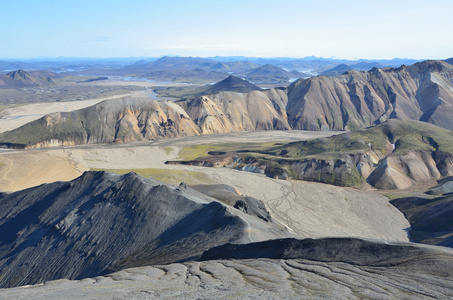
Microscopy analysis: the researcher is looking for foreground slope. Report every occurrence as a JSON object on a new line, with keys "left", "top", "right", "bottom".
{"left": 2, "top": 238, "right": 453, "bottom": 299}
{"left": 0, "top": 171, "right": 289, "bottom": 288}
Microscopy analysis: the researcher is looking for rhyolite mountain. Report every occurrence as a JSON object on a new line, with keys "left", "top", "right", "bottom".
{"left": 286, "top": 60, "right": 453, "bottom": 131}
{"left": 0, "top": 171, "right": 289, "bottom": 288}
{"left": 0, "top": 97, "right": 201, "bottom": 148}
{"left": 168, "top": 119, "right": 453, "bottom": 189}
{"left": 2, "top": 60, "right": 453, "bottom": 148}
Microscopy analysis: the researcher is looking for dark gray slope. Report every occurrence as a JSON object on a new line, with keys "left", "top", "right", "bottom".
{"left": 0, "top": 171, "right": 252, "bottom": 288}
{"left": 391, "top": 193, "right": 453, "bottom": 247}
{"left": 200, "top": 75, "right": 261, "bottom": 94}
{"left": 3, "top": 238, "right": 453, "bottom": 299}
{"left": 200, "top": 237, "right": 453, "bottom": 268}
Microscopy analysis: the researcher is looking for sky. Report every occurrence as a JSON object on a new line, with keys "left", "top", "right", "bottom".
{"left": 1, "top": 0, "right": 452, "bottom": 60}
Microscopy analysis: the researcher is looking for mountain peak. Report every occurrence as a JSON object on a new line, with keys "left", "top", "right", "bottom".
{"left": 6, "top": 69, "right": 31, "bottom": 80}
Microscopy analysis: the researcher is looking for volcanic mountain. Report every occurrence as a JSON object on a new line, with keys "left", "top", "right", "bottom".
{"left": 0, "top": 70, "right": 57, "bottom": 89}
{"left": 199, "top": 75, "right": 262, "bottom": 94}
{"left": 0, "top": 171, "right": 289, "bottom": 288}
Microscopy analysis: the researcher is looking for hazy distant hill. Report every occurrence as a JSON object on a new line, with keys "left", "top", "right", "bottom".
{"left": 142, "top": 68, "right": 228, "bottom": 84}
{"left": 209, "top": 61, "right": 260, "bottom": 73}
{"left": 142, "top": 56, "right": 217, "bottom": 70}
{"left": 351, "top": 61, "right": 385, "bottom": 70}
{"left": 445, "top": 57, "right": 453, "bottom": 65}
{"left": 246, "top": 64, "right": 306, "bottom": 83}
{"left": 0, "top": 70, "right": 57, "bottom": 89}
{"left": 321, "top": 63, "right": 351, "bottom": 76}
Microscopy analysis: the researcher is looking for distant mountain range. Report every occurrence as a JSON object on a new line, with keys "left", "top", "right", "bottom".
{"left": 321, "top": 62, "right": 386, "bottom": 76}
{"left": 0, "top": 56, "right": 424, "bottom": 85}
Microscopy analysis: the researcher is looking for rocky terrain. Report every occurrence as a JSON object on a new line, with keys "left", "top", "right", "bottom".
{"left": 169, "top": 119, "right": 453, "bottom": 189}
{"left": 0, "top": 171, "right": 290, "bottom": 288}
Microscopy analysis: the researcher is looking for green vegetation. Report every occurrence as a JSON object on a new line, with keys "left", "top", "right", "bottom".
{"left": 172, "top": 120, "right": 453, "bottom": 188}
{"left": 178, "top": 141, "right": 281, "bottom": 161}
{"left": 162, "top": 147, "right": 173, "bottom": 155}
{"left": 90, "top": 168, "right": 215, "bottom": 185}
{"left": 253, "top": 119, "right": 453, "bottom": 160}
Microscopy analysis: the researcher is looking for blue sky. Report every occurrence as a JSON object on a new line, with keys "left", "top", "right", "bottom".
{"left": 1, "top": 0, "right": 452, "bottom": 59}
